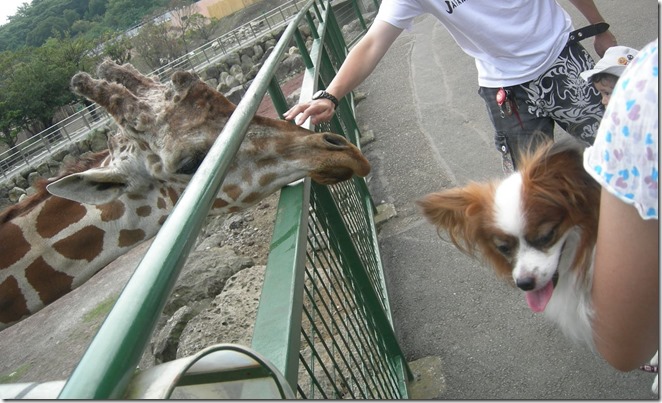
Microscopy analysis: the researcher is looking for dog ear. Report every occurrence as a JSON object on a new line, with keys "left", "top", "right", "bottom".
{"left": 417, "top": 183, "right": 493, "bottom": 255}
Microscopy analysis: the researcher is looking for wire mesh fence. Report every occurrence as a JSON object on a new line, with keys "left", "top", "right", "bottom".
{"left": 294, "top": 178, "right": 406, "bottom": 399}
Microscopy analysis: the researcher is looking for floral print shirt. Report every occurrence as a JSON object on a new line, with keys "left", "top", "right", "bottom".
{"left": 584, "top": 39, "right": 658, "bottom": 220}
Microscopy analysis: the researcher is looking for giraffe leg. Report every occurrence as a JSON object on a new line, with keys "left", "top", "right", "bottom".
{"left": 70, "top": 72, "right": 154, "bottom": 132}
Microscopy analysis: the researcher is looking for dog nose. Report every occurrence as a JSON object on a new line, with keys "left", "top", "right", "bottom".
{"left": 516, "top": 277, "right": 536, "bottom": 291}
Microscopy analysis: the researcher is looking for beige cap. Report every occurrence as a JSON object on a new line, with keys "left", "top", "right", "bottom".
{"left": 580, "top": 46, "right": 639, "bottom": 82}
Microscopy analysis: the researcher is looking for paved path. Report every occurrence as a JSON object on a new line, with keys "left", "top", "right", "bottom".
{"left": 355, "top": 1, "right": 658, "bottom": 399}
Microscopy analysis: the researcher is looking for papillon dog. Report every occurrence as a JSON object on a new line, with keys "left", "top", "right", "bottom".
{"left": 417, "top": 139, "right": 658, "bottom": 394}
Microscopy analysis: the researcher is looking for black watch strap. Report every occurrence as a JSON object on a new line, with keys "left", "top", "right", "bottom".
{"left": 312, "top": 90, "right": 339, "bottom": 109}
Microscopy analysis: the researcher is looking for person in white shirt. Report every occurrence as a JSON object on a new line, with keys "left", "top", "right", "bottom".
{"left": 284, "top": 0, "right": 617, "bottom": 172}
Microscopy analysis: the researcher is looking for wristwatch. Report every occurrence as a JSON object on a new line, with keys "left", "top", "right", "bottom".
{"left": 312, "top": 90, "right": 339, "bottom": 109}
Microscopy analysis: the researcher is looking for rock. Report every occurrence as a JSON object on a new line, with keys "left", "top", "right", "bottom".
{"left": 229, "top": 63, "right": 243, "bottom": 77}
{"left": 205, "top": 78, "right": 218, "bottom": 88}
{"left": 27, "top": 171, "right": 42, "bottom": 187}
{"left": 151, "top": 306, "right": 196, "bottom": 364}
{"left": 278, "top": 53, "right": 305, "bottom": 80}
{"left": 176, "top": 265, "right": 266, "bottom": 358}
{"left": 225, "top": 86, "right": 246, "bottom": 105}
{"left": 221, "top": 52, "right": 241, "bottom": 67}
{"left": 203, "top": 65, "right": 221, "bottom": 81}
{"left": 8, "top": 187, "right": 26, "bottom": 203}
{"left": 162, "top": 244, "right": 254, "bottom": 318}
{"left": 13, "top": 174, "right": 28, "bottom": 189}
{"left": 88, "top": 131, "right": 109, "bottom": 152}
{"left": 240, "top": 54, "right": 254, "bottom": 73}
{"left": 252, "top": 44, "right": 264, "bottom": 62}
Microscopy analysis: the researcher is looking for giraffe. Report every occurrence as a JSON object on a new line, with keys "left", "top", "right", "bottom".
{"left": 0, "top": 59, "right": 371, "bottom": 330}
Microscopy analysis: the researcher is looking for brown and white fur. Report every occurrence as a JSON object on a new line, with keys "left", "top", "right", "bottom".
{"left": 417, "top": 139, "right": 657, "bottom": 394}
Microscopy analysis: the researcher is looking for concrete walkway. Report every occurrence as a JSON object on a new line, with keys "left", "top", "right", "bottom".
{"left": 354, "top": 1, "right": 658, "bottom": 399}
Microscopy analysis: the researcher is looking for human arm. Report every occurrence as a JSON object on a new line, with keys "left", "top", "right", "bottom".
{"left": 591, "top": 189, "right": 659, "bottom": 371}
{"left": 283, "top": 20, "right": 403, "bottom": 125}
{"left": 567, "top": 0, "right": 617, "bottom": 57}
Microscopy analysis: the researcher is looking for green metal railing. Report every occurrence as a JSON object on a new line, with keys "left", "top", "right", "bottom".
{"left": 56, "top": 0, "right": 410, "bottom": 399}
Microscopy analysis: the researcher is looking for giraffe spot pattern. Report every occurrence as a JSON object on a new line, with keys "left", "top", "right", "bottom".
{"left": 0, "top": 222, "right": 31, "bottom": 270}
{"left": 259, "top": 173, "right": 277, "bottom": 187}
{"left": 242, "top": 191, "right": 262, "bottom": 205}
{"left": 166, "top": 188, "right": 179, "bottom": 205}
{"left": 136, "top": 206, "right": 152, "bottom": 217}
{"left": 53, "top": 225, "right": 105, "bottom": 261}
{"left": 97, "top": 200, "right": 126, "bottom": 222}
{"left": 0, "top": 276, "right": 29, "bottom": 322}
{"left": 118, "top": 228, "right": 146, "bottom": 247}
{"left": 213, "top": 198, "right": 229, "bottom": 209}
{"left": 25, "top": 256, "right": 74, "bottom": 305}
{"left": 128, "top": 193, "right": 147, "bottom": 200}
{"left": 37, "top": 196, "right": 87, "bottom": 238}
{"left": 222, "top": 184, "right": 242, "bottom": 201}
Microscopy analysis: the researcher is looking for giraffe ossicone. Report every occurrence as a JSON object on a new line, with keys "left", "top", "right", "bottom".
{"left": 0, "top": 59, "right": 370, "bottom": 330}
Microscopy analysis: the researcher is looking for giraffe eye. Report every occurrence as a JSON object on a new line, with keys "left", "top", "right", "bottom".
{"left": 177, "top": 154, "right": 204, "bottom": 175}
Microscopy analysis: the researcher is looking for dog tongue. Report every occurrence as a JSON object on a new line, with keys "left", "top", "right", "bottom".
{"left": 525, "top": 281, "right": 554, "bottom": 313}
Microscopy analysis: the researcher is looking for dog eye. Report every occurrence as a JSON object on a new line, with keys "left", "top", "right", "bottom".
{"left": 493, "top": 240, "right": 513, "bottom": 257}
{"left": 496, "top": 244, "right": 512, "bottom": 256}
{"left": 531, "top": 227, "right": 557, "bottom": 248}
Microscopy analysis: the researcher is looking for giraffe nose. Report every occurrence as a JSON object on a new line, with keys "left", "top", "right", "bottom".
{"left": 322, "top": 133, "right": 350, "bottom": 148}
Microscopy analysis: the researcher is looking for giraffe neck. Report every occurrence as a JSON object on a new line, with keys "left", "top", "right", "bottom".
{"left": 0, "top": 176, "right": 181, "bottom": 329}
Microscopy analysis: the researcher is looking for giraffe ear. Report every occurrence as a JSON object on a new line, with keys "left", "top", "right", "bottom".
{"left": 46, "top": 167, "right": 128, "bottom": 205}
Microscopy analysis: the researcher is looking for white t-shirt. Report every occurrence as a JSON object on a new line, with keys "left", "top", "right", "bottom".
{"left": 376, "top": 0, "right": 575, "bottom": 87}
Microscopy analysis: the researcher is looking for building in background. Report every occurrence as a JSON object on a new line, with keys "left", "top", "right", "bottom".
{"left": 195, "top": 0, "right": 259, "bottom": 20}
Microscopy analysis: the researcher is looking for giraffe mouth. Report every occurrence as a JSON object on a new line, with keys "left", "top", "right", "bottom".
{"left": 310, "top": 167, "right": 356, "bottom": 185}
{"left": 307, "top": 134, "right": 371, "bottom": 184}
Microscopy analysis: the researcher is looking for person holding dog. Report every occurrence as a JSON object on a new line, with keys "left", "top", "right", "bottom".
{"left": 284, "top": 0, "right": 617, "bottom": 173}
{"left": 584, "top": 39, "right": 658, "bottom": 375}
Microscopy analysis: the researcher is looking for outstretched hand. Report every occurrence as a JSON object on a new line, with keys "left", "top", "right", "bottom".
{"left": 283, "top": 98, "right": 336, "bottom": 126}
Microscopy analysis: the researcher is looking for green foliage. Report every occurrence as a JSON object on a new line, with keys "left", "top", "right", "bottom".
{"left": 101, "top": 32, "right": 133, "bottom": 64}
{"left": 0, "top": 34, "right": 100, "bottom": 138}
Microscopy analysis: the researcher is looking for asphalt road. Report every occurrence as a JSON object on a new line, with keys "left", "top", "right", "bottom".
{"left": 354, "top": 1, "right": 659, "bottom": 399}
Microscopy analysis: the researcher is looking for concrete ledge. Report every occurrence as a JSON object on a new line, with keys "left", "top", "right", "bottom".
{"left": 407, "top": 355, "right": 446, "bottom": 399}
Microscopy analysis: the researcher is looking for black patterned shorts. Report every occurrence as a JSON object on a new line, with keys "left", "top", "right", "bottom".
{"left": 478, "top": 43, "right": 604, "bottom": 172}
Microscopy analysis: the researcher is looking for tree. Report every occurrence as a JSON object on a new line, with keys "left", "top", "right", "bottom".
{"left": 86, "top": 0, "right": 107, "bottom": 19}
{"left": 132, "top": 19, "right": 183, "bottom": 70}
{"left": 167, "top": 0, "right": 197, "bottom": 52}
{"left": 187, "top": 14, "right": 217, "bottom": 44}
{"left": 102, "top": 32, "right": 133, "bottom": 64}
{"left": 0, "top": 35, "right": 99, "bottom": 137}
{"left": 26, "top": 16, "right": 68, "bottom": 47}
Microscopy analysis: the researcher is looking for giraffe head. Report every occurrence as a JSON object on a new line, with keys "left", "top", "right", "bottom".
{"left": 46, "top": 59, "right": 370, "bottom": 211}
{"left": 0, "top": 60, "right": 370, "bottom": 330}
